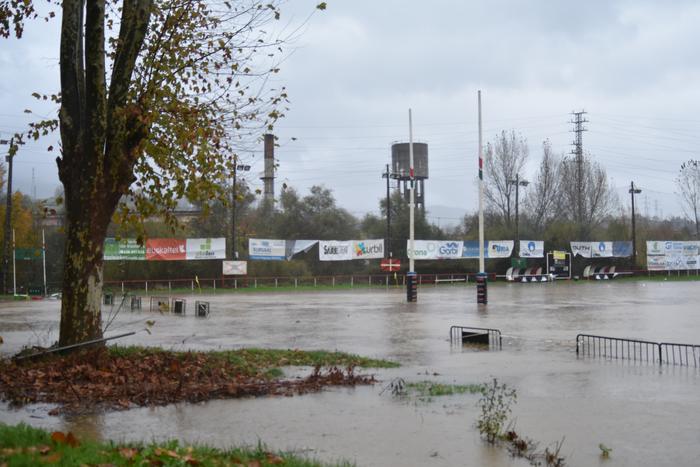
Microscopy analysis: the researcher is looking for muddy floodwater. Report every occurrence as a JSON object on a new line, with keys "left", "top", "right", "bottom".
{"left": 2, "top": 280, "right": 700, "bottom": 466}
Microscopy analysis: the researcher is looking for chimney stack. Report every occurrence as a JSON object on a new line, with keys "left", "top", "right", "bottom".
{"left": 261, "top": 133, "right": 275, "bottom": 203}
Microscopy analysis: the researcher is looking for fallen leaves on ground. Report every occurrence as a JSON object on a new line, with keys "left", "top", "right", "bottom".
{"left": 0, "top": 349, "right": 376, "bottom": 414}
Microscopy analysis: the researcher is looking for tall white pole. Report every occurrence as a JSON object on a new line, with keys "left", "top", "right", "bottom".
{"left": 12, "top": 228, "right": 16, "bottom": 295}
{"left": 478, "top": 91, "right": 485, "bottom": 274}
{"left": 42, "top": 229, "right": 47, "bottom": 296}
{"left": 408, "top": 108, "right": 415, "bottom": 274}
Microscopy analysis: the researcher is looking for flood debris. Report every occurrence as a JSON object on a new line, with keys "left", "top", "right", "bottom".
{"left": 0, "top": 347, "right": 377, "bottom": 415}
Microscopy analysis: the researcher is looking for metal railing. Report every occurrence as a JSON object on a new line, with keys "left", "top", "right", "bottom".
{"left": 103, "top": 273, "right": 491, "bottom": 294}
{"left": 660, "top": 342, "right": 700, "bottom": 367}
{"left": 450, "top": 326, "right": 502, "bottom": 349}
{"left": 576, "top": 334, "right": 700, "bottom": 367}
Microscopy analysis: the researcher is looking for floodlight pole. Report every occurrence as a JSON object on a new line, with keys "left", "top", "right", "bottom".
{"left": 42, "top": 229, "right": 47, "bottom": 296}
{"left": 477, "top": 91, "right": 488, "bottom": 304}
{"left": 508, "top": 174, "right": 529, "bottom": 256}
{"left": 2, "top": 137, "right": 15, "bottom": 295}
{"left": 230, "top": 157, "right": 251, "bottom": 260}
{"left": 478, "top": 92, "right": 485, "bottom": 274}
{"left": 382, "top": 163, "right": 392, "bottom": 258}
{"left": 629, "top": 181, "right": 642, "bottom": 268}
{"left": 406, "top": 109, "right": 417, "bottom": 302}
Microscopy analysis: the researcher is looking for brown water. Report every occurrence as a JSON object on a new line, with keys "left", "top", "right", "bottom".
{"left": 1, "top": 281, "right": 699, "bottom": 466}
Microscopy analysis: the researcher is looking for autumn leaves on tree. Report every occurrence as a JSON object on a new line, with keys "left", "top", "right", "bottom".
{"left": 0, "top": 0, "right": 315, "bottom": 345}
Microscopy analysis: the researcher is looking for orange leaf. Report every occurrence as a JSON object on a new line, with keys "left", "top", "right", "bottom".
{"left": 119, "top": 447, "right": 139, "bottom": 460}
{"left": 154, "top": 448, "right": 180, "bottom": 459}
{"left": 42, "top": 452, "right": 62, "bottom": 463}
{"left": 266, "top": 454, "right": 284, "bottom": 464}
{"left": 50, "top": 432, "right": 66, "bottom": 444}
{"left": 38, "top": 445, "right": 52, "bottom": 455}
{"left": 65, "top": 432, "right": 80, "bottom": 448}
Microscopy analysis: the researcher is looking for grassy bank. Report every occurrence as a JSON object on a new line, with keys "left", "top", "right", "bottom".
{"left": 0, "top": 423, "right": 352, "bottom": 467}
{"left": 107, "top": 346, "right": 400, "bottom": 372}
{"left": 0, "top": 346, "right": 399, "bottom": 414}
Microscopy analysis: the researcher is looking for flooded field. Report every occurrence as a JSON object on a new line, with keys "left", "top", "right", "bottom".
{"left": 1, "top": 280, "right": 699, "bottom": 466}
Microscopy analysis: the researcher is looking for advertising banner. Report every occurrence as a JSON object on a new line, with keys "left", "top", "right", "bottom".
{"left": 186, "top": 238, "right": 226, "bottom": 260}
{"left": 646, "top": 240, "right": 665, "bottom": 256}
{"left": 612, "top": 241, "right": 633, "bottom": 258}
{"left": 519, "top": 240, "right": 544, "bottom": 258}
{"left": 14, "top": 248, "right": 42, "bottom": 261}
{"left": 285, "top": 240, "right": 319, "bottom": 260}
{"left": 319, "top": 239, "right": 384, "bottom": 261}
{"left": 104, "top": 238, "right": 146, "bottom": 261}
{"left": 462, "top": 241, "right": 484, "bottom": 258}
{"left": 407, "top": 240, "right": 463, "bottom": 260}
{"left": 223, "top": 260, "right": 247, "bottom": 275}
{"left": 570, "top": 242, "right": 592, "bottom": 258}
{"left": 353, "top": 239, "right": 384, "bottom": 259}
{"left": 646, "top": 240, "right": 700, "bottom": 271}
{"left": 319, "top": 241, "right": 353, "bottom": 261}
{"left": 646, "top": 255, "right": 666, "bottom": 271}
{"left": 146, "top": 238, "right": 186, "bottom": 261}
{"left": 249, "top": 239, "right": 286, "bottom": 260}
{"left": 591, "top": 241, "right": 614, "bottom": 258}
{"left": 488, "top": 240, "right": 514, "bottom": 258}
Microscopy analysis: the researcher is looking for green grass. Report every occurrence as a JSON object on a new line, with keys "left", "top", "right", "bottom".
{"left": 0, "top": 423, "right": 354, "bottom": 467}
{"left": 404, "top": 381, "right": 482, "bottom": 402}
{"left": 108, "top": 346, "right": 400, "bottom": 375}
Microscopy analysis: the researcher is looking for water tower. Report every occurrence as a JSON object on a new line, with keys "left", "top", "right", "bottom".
{"left": 391, "top": 142, "right": 428, "bottom": 210}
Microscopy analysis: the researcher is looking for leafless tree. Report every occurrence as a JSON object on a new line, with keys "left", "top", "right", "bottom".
{"left": 523, "top": 140, "right": 562, "bottom": 233}
{"left": 676, "top": 159, "right": 700, "bottom": 237}
{"left": 484, "top": 130, "right": 528, "bottom": 227}
{"left": 559, "top": 153, "right": 618, "bottom": 238}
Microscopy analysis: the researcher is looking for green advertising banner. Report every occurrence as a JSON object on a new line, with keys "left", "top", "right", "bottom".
{"left": 104, "top": 238, "right": 146, "bottom": 261}
{"left": 14, "top": 248, "right": 42, "bottom": 260}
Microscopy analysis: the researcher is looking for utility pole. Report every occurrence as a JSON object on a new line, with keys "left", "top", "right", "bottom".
{"left": 230, "top": 158, "right": 251, "bottom": 260}
{"left": 508, "top": 174, "right": 529, "bottom": 256}
{"left": 629, "top": 181, "right": 642, "bottom": 268}
{"left": 1, "top": 137, "right": 15, "bottom": 294}
{"left": 570, "top": 110, "right": 588, "bottom": 233}
{"left": 382, "top": 164, "right": 392, "bottom": 258}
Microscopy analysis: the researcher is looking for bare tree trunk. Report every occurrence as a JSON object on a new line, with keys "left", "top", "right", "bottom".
{"left": 59, "top": 211, "right": 107, "bottom": 346}
{"left": 56, "top": 0, "right": 151, "bottom": 346}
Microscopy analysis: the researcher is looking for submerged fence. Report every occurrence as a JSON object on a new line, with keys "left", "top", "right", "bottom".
{"left": 576, "top": 334, "right": 700, "bottom": 367}
{"left": 450, "top": 326, "right": 502, "bottom": 349}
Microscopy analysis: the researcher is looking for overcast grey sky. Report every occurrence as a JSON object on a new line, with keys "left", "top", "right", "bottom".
{"left": 2, "top": 0, "right": 699, "bottom": 225}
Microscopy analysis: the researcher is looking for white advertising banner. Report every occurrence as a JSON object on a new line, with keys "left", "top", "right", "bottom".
{"left": 186, "top": 238, "right": 226, "bottom": 260}
{"left": 249, "top": 239, "right": 286, "bottom": 260}
{"left": 570, "top": 242, "right": 592, "bottom": 258}
{"left": 519, "top": 240, "right": 544, "bottom": 258}
{"left": 646, "top": 255, "right": 666, "bottom": 271}
{"left": 222, "top": 260, "right": 247, "bottom": 275}
{"left": 591, "top": 241, "right": 614, "bottom": 258}
{"left": 646, "top": 240, "right": 665, "bottom": 256}
{"left": 352, "top": 239, "right": 385, "bottom": 259}
{"left": 407, "top": 240, "right": 463, "bottom": 260}
{"left": 647, "top": 240, "right": 700, "bottom": 271}
{"left": 319, "top": 239, "right": 384, "bottom": 261}
{"left": 488, "top": 240, "right": 514, "bottom": 258}
{"left": 319, "top": 241, "right": 352, "bottom": 261}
